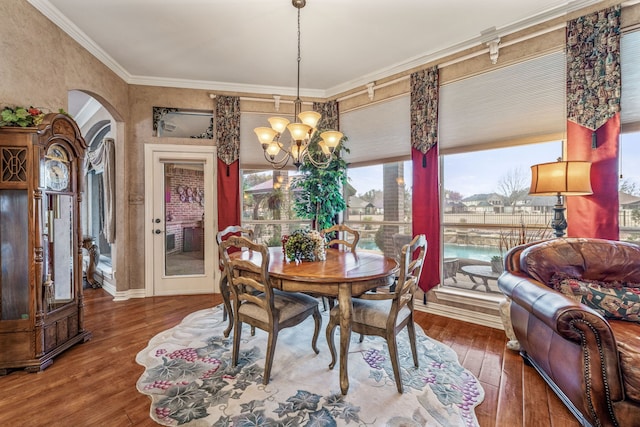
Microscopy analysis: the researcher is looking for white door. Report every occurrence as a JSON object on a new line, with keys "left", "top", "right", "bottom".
{"left": 144, "top": 144, "right": 218, "bottom": 296}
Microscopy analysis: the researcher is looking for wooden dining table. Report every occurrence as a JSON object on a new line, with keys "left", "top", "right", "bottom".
{"left": 230, "top": 247, "right": 398, "bottom": 394}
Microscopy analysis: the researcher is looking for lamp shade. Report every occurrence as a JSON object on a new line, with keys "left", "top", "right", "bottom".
{"left": 320, "top": 130, "right": 343, "bottom": 148}
{"left": 287, "top": 122, "right": 312, "bottom": 141}
{"left": 298, "top": 111, "right": 321, "bottom": 128}
{"left": 254, "top": 127, "right": 278, "bottom": 146}
{"left": 529, "top": 161, "right": 593, "bottom": 196}
{"left": 267, "top": 117, "right": 290, "bottom": 134}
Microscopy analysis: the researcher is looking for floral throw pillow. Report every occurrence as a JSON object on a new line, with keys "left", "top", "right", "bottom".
{"left": 548, "top": 273, "right": 640, "bottom": 323}
{"left": 581, "top": 284, "right": 640, "bottom": 323}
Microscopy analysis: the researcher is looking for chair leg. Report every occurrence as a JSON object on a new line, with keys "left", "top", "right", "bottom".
{"left": 263, "top": 328, "right": 279, "bottom": 385}
{"left": 321, "top": 297, "right": 335, "bottom": 311}
{"left": 407, "top": 319, "right": 419, "bottom": 368}
{"left": 220, "top": 276, "right": 233, "bottom": 338}
{"left": 387, "top": 334, "right": 403, "bottom": 393}
{"left": 232, "top": 319, "right": 242, "bottom": 367}
{"left": 326, "top": 318, "right": 338, "bottom": 370}
{"left": 311, "top": 308, "right": 321, "bottom": 354}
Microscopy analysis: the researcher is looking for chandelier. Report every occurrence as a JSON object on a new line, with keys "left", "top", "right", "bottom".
{"left": 254, "top": 0, "right": 343, "bottom": 170}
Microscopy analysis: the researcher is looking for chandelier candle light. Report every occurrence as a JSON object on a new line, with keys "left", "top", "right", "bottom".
{"left": 254, "top": 0, "right": 343, "bottom": 170}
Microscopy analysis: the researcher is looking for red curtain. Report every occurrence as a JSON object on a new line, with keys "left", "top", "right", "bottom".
{"left": 566, "top": 114, "right": 620, "bottom": 239}
{"left": 412, "top": 146, "right": 440, "bottom": 292}
{"left": 217, "top": 159, "right": 240, "bottom": 234}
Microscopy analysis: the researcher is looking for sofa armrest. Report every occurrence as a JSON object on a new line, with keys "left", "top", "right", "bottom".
{"left": 499, "top": 272, "right": 615, "bottom": 344}
{"left": 498, "top": 271, "right": 625, "bottom": 416}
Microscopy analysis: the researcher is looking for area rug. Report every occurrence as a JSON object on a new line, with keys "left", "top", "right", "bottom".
{"left": 136, "top": 306, "right": 484, "bottom": 426}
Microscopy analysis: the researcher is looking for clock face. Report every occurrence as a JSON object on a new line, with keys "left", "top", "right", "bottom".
{"left": 45, "top": 159, "right": 70, "bottom": 191}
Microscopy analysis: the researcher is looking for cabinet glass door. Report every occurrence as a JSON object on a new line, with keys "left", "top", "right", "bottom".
{"left": 45, "top": 194, "right": 75, "bottom": 311}
{"left": 0, "top": 190, "right": 29, "bottom": 320}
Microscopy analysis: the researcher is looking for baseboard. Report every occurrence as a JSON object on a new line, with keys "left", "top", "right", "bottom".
{"left": 415, "top": 300, "right": 505, "bottom": 330}
{"left": 100, "top": 281, "right": 116, "bottom": 297}
{"left": 112, "top": 288, "right": 147, "bottom": 301}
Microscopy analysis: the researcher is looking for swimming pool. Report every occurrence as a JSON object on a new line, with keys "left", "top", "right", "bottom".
{"left": 359, "top": 240, "right": 499, "bottom": 262}
{"left": 444, "top": 244, "right": 500, "bottom": 262}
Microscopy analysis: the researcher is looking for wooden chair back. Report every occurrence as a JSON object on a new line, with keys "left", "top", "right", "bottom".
{"left": 216, "top": 225, "right": 254, "bottom": 249}
{"left": 392, "top": 234, "right": 427, "bottom": 323}
{"left": 219, "top": 235, "right": 322, "bottom": 385}
{"left": 215, "top": 225, "right": 256, "bottom": 336}
{"left": 322, "top": 224, "right": 360, "bottom": 252}
{"left": 219, "top": 235, "right": 273, "bottom": 315}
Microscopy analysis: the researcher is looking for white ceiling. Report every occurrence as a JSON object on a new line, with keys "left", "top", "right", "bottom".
{"left": 29, "top": 0, "right": 606, "bottom": 99}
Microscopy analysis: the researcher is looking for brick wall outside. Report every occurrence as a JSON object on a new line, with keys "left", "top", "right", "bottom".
{"left": 165, "top": 165, "right": 205, "bottom": 254}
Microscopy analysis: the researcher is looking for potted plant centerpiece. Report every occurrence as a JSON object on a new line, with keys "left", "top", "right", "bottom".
{"left": 284, "top": 229, "right": 326, "bottom": 263}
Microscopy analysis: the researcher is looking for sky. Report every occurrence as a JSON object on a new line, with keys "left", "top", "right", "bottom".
{"left": 347, "top": 131, "right": 640, "bottom": 198}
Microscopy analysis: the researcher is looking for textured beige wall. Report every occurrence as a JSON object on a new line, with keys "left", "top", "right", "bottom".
{"left": 2, "top": 0, "right": 637, "bottom": 296}
{"left": 127, "top": 85, "right": 216, "bottom": 289}
{"left": 0, "top": 0, "right": 133, "bottom": 291}
{"left": 0, "top": 0, "right": 128, "bottom": 117}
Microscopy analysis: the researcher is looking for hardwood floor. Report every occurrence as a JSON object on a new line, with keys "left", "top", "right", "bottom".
{"left": 0, "top": 288, "right": 579, "bottom": 427}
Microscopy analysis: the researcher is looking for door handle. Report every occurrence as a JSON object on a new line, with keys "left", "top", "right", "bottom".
{"left": 154, "top": 218, "right": 161, "bottom": 223}
{"left": 154, "top": 229, "right": 162, "bottom": 234}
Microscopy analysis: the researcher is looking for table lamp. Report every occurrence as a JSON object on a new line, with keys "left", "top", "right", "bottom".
{"left": 529, "top": 160, "right": 593, "bottom": 237}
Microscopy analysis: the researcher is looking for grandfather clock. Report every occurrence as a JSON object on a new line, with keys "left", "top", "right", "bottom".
{"left": 0, "top": 113, "right": 92, "bottom": 374}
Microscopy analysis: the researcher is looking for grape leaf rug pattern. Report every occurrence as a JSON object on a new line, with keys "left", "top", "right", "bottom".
{"left": 136, "top": 306, "right": 484, "bottom": 426}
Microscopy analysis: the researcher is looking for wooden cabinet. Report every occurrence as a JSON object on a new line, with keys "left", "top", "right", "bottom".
{"left": 0, "top": 113, "right": 92, "bottom": 374}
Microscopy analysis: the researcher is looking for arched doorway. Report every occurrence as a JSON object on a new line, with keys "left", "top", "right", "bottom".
{"left": 68, "top": 90, "right": 117, "bottom": 291}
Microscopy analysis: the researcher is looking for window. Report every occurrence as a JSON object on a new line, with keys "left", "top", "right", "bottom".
{"left": 619, "top": 131, "right": 640, "bottom": 242}
{"left": 241, "top": 169, "right": 311, "bottom": 246}
{"left": 344, "top": 161, "right": 412, "bottom": 257}
{"left": 441, "top": 140, "right": 561, "bottom": 293}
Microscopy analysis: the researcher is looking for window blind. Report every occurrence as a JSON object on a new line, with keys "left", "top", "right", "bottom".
{"left": 439, "top": 51, "right": 566, "bottom": 153}
{"left": 621, "top": 30, "right": 640, "bottom": 129}
{"left": 340, "top": 95, "right": 411, "bottom": 166}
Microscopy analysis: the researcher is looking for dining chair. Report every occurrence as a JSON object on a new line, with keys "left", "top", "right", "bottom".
{"left": 390, "top": 233, "right": 413, "bottom": 291}
{"left": 319, "top": 223, "right": 361, "bottom": 310}
{"left": 216, "top": 225, "right": 254, "bottom": 338}
{"left": 219, "top": 235, "right": 322, "bottom": 385}
{"left": 322, "top": 223, "right": 360, "bottom": 252}
{"left": 326, "top": 234, "right": 427, "bottom": 393}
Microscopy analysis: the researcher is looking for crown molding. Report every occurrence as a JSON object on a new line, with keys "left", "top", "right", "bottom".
{"left": 127, "top": 75, "right": 326, "bottom": 99}
{"left": 29, "top": 0, "right": 608, "bottom": 99}
{"left": 325, "top": 0, "right": 605, "bottom": 98}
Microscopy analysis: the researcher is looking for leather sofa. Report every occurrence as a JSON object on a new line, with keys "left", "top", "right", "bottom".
{"left": 498, "top": 237, "right": 640, "bottom": 427}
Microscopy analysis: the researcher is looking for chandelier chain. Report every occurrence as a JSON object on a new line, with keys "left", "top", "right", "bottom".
{"left": 295, "top": 6, "right": 302, "bottom": 116}
{"left": 254, "top": 0, "right": 344, "bottom": 170}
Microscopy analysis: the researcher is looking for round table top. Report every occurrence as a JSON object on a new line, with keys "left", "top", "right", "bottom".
{"left": 234, "top": 247, "right": 399, "bottom": 283}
